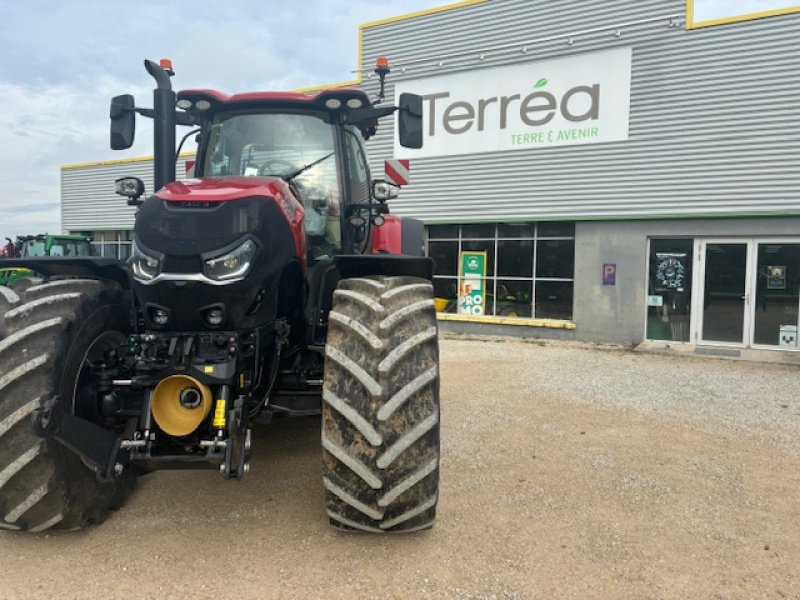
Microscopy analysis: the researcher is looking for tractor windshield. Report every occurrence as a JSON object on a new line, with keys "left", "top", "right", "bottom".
{"left": 202, "top": 111, "right": 342, "bottom": 252}
{"left": 21, "top": 239, "right": 46, "bottom": 257}
{"left": 204, "top": 112, "right": 337, "bottom": 182}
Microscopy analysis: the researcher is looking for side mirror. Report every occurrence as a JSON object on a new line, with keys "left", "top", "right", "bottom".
{"left": 372, "top": 180, "right": 400, "bottom": 202}
{"left": 398, "top": 93, "right": 423, "bottom": 149}
{"left": 110, "top": 94, "right": 136, "bottom": 150}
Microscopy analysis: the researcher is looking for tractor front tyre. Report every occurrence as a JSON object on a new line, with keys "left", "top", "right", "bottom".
{"left": 322, "top": 276, "right": 440, "bottom": 533}
{"left": 0, "top": 279, "right": 135, "bottom": 532}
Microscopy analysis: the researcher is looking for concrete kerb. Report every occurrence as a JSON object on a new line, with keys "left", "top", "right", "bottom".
{"left": 438, "top": 331, "right": 800, "bottom": 368}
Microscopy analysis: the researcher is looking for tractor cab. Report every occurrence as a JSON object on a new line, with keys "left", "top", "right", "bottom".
{"left": 18, "top": 233, "right": 92, "bottom": 258}
{"left": 110, "top": 59, "right": 422, "bottom": 268}
{"left": 178, "top": 89, "right": 377, "bottom": 262}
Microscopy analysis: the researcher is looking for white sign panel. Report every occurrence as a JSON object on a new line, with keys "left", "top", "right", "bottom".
{"left": 395, "top": 48, "right": 632, "bottom": 159}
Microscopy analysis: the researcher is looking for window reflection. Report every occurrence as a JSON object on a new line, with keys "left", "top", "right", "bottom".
{"left": 426, "top": 222, "right": 575, "bottom": 320}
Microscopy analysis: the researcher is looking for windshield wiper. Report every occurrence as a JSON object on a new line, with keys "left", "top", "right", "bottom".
{"left": 281, "top": 152, "right": 335, "bottom": 182}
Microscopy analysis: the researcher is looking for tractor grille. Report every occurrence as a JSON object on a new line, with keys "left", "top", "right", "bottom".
{"left": 163, "top": 255, "right": 202, "bottom": 273}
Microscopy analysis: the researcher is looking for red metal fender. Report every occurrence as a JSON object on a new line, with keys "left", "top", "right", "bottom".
{"left": 369, "top": 215, "right": 403, "bottom": 255}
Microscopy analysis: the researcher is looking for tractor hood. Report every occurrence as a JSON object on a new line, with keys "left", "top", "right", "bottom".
{"left": 131, "top": 182, "right": 302, "bottom": 331}
{"left": 157, "top": 176, "right": 291, "bottom": 203}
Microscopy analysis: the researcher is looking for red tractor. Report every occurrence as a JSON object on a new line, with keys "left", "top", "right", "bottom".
{"left": 0, "top": 58, "right": 439, "bottom": 533}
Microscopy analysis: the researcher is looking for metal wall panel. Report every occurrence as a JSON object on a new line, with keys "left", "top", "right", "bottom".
{"left": 360, "top": 0, "right": 800, "bottom": 222}
{"left": 61, "top": 156, "right": 194, "bottom": 233}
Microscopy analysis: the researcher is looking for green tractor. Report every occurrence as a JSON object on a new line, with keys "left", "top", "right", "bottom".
{"left": 0, "top": 234, "right": 92, "bottom": 287}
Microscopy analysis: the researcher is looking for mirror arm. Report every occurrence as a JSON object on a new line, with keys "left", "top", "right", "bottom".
{"left": 175, "top": 111, "right": 196, "bottom": 127}
{"left": 344, "top": 106, "right": 396, "bottom": 123}
{"left": 344, "top": 106, "right": 398, "bottom": 140}
{"left": 133, "top": 107, "right": 195, "bottom": 127}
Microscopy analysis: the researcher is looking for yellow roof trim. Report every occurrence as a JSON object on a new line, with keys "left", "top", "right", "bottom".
{"left": 437, "top": 313, "right": 577, "bottom": 330}
{"left": 360, "top": 0, "right": 485, "bottom": 30}
{"left": 293, "top": 0, "right": 486, "bottom": 92}
{"left": 293, "top": 78, "right": 362, "bottom": 94}
{"left": 686, "top": 0, "right": 800, "bottom": 29}
{"left": 62, "top": 151, "right": 196, "bottom": 171}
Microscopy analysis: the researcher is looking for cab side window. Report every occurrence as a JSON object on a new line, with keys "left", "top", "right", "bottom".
{"left": 344, "top": 126, "right": 369, "bottom": 206}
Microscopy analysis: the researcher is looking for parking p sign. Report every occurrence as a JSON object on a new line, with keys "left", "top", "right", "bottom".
{"left": 459, "top": 251, "right": 487, "bottom": 316}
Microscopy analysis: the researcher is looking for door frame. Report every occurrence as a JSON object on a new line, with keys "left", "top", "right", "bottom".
{"left": 748, "top": 237, "right": 800, "bottom": 351}
{"left": 693, "top": 238, "right": 755, "bottom": 348}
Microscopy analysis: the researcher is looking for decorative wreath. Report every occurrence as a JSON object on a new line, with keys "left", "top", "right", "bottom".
{"left": 656, "top": 257, "right": 685, "bottom": 290}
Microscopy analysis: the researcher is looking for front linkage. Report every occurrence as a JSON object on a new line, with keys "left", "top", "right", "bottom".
{"left": 32, "top": 328, "right": 260, "bottom": 482}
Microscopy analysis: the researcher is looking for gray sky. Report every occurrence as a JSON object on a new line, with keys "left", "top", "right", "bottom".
{"left": 1, "top": 0, "right": 798, "bottom": 240}
{"left": 693, "top": 0, "right": 799, "bottom": 21}
{"left": 0, "top": 0, "right": 440, "bottom": 240}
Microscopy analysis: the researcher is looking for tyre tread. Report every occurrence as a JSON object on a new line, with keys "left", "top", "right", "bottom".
{"left": 0, "top": 280, "right": 134, "bottom": 532}
{"left": 322, "top": 275, "right": 440, "bottom": 533}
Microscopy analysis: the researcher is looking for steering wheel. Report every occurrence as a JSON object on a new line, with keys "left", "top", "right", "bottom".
{"left": 258, "top": 159, "right": 296, "bottom": 177}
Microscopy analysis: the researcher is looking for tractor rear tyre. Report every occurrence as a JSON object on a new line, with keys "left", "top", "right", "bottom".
{"left": 0, "top": 278, "right": 135, "bottom": 532}
{"left": 322, "top": 276, "right": 440, "bottom": 533}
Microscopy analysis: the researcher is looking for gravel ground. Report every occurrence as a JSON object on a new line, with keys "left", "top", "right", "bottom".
{"left": 1, "top": 338, "right": 798, "bottom": 599}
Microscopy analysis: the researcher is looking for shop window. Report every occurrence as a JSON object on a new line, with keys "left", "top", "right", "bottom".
{"left": 427, "top": 224, "right": 459, "bottom": 239}
{"left": 428, "top": 241, "right": 459, "bottom": 277}
{"left": 433, "top": 278, "right": 459, "bottom": 314}
{"left": 499, "top": 223, "right": 536, "bottom": 238}
{"left": 538, "top": 222, "right": 575, "bottom": 237}
{"left": 496, "top": 280, "right": 533, "bottom": 317}
{"left": 461, "top": 223, "right": 496, "bottom": 238}
{"left": 498, "top": 240, "right": 533, "bottom": 277}
{"left": 647, "top": 239, "right": 693, "bottom": 342}
{"left": 536, "top": 240, "right": 574, "bottom": 279}
{"left": 535, "top": 281, "right": 573, "bottom": 320}
{"left": 426, "top": 222, "right": 575, "bottom": 320}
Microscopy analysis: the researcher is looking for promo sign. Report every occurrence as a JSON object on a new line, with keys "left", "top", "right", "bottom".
{"left": 458, "top": 251, "right": 487, "bottom": 316}
{"left": 395, "top": 47, "right": 632, "bottom": 159}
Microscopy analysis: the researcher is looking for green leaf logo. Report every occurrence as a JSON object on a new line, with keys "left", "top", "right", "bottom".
{"left": 534, "top": 78, "right": 548, "bottom": 88}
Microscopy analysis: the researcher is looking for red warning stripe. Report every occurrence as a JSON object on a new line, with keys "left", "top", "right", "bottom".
{"left": 384, "top": 159, "right": 411, "bottom": 185}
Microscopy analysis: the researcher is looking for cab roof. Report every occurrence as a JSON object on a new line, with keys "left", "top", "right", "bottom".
{"left": 176, "top": 87, "right": 373, "bottom": 113}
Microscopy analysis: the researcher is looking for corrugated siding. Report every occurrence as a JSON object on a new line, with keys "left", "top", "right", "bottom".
{"left": 61, "top": 156, "right": 194, "bottom": 232}
{"left": 361, "top": 0, "right": 800, "bottom": 222}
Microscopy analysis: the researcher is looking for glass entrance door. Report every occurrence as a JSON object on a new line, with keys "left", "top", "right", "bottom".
{"left": 698, "top": 241, "right": 752, "bottom": 345}
{"left": 751, "top": 242, "right": 800, "bottom": 349}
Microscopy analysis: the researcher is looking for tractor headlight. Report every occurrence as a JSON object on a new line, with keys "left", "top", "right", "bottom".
{"left": 129, "top": 241, "right": 162, "bottom": 282}
{"left": 204, "top": 239, "right": 257, "bottom": 282}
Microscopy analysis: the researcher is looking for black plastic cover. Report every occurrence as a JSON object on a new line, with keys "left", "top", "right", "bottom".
{"left": 133, "top": 195, "right": 300, "bottom": 331}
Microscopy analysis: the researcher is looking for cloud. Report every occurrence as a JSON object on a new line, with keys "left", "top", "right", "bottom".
{"left": 0, "top": 0, "right": 439, "bottom": 240}
{"left": 693, "top": 0, "right": 800, "bottom": 22}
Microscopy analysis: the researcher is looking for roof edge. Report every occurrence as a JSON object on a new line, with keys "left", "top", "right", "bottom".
{"left": 61, "top": 151, "right": 196, "bottom": 171}
{"left": 294, "top": 0, "right": 486, "bottom": 92}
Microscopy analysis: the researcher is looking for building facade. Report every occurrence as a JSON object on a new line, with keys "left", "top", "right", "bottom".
{"left": 61, "top": 0, "right": 800, "bottom": 351}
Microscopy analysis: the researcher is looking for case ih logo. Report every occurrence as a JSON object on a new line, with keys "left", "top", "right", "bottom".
{"left": 394, "top": 48, "right": 632, "bottom": 159}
